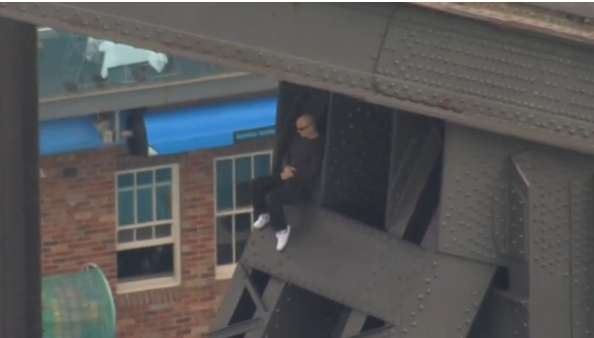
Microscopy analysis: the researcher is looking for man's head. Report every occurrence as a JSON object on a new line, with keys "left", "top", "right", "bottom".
{"left": 296, "top": 114, "right": 318, "bottom": 139}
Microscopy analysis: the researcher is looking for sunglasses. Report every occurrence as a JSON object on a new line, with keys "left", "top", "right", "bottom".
{"left": 297, "top": 125, "right": 311, "bottom": 132}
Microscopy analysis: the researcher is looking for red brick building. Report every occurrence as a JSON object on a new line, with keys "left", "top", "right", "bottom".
{"left": 40, "top": 137, "right": 274, "bottom": 337}
{"left": 37, "top": 26, "right": 278, "bottom": 337}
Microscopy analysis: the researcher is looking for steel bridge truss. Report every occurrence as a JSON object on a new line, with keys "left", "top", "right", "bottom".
{"left": 1, "top": 3, "right": 594, "bottom": 338}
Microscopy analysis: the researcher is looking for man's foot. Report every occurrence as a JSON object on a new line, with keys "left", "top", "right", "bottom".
{"left": 253, "top": 214, "right": 270, "bottom": 229}
{"left": 275, "top": 225, "right": 291, "bottom": 251}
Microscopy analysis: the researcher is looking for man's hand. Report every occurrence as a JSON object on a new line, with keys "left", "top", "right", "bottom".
{"left": 280, "top": 166, "right": 296, "bottom": 180}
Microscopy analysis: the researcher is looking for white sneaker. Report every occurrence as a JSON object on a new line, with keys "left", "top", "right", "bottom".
{"left": 276, "top": 226, "right": 291, "bottom": 251}
{"left": 253, "top": 214, "right": 270, "bottom": 229}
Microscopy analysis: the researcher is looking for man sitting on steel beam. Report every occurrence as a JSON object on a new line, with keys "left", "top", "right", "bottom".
{"left": 251, "top": 114, "right": 325, "bottom": 251}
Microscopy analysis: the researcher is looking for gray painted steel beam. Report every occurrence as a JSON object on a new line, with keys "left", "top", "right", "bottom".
{"left": 385, "top": 114, "right": 441, "bottom": 237}
{"left": 208, "top": 318, "right": 262, "bottom": 338}
{"left": 209, "top": 265, "right": 251, "bottom": 331}
{"left": 439, "top": 123, "right": 533, "bottom": 265}
{"left": 332, "top": 310, "right": 367, "bottom": 338}
{"left": 468, "top": 290, "right": 529, "bottom": 338}
{"left": 569, "top": 178, "right": 594, "bottom": 337}
{"left": 3, "top": 4, "right": 594, "bottom": 154}
{"left": 260, "top": 283, "right": 344, "bottom": 338}
{"left": 512, "top": 149, "right": 594, "bottom": 338}
{"left": 0, "top": 17, "right": 41, "bottom": 338}
{"left": 241, "top": 206, "right": 496, "bottom": 336}
{"left": 39, "top": 73, "right": 277, "bottom": 121}
{"left": 244, "top": 277, "right": 285, "bottom": 338}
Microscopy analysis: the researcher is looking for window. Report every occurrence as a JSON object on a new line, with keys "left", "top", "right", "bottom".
{"left": 214, "top": 151, "right": 272, "bottom": 279}
{"left": 115, "top": 165, "right": 180, "bottom": 293}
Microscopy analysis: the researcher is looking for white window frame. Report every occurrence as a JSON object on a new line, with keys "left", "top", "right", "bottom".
{"left": 114, "top": 164, "right": 182, "bottom": 294}
{"left": 213, "top": 150, "right": 273, "bottom": 280}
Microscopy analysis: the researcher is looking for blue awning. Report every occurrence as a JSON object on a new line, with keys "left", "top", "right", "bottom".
{"left": 126, "top": 95, "right": 277, "bottom": 156}
{"left": 40, "top": 116, "right": 104, "bottom": 156}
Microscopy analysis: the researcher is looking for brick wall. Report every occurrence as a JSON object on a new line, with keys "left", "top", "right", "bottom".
{"left": 40, "top": 138, "right": 274, "bottom": 338}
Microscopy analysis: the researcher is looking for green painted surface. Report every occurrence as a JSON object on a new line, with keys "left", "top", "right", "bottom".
{"left": 42, "top": 266, "right": 115, "bottom": 338}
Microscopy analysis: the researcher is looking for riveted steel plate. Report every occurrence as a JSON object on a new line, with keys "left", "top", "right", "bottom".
{"left": 513, "top": 149, "right": 594, "bottom": 338}
{"left": 321, "top": 94, "right": 393, "bottom": 229}
{"left": 371, "top": 6, "right": 594, "bottom": 153}
{"left": 5, "top": 4, "right": 594, "bottom": 154}
{"left": 241, "top": 206, "right": 496, "bottom": 332}
{"left": 468, "top": 291, "right": 528, "bottom": 338}
{"left": 261, "top": 283, "right": 344, "bottom": 338}
{"left": 569, "top": 177, "right": 594, "bottom": 338}
{"left": 439, "top": 124, "right": 531, "bottom": 264}
{"left": 395, "top": 252, "right": 494, "bottom": 338}
{"left": 385, "top": 113, "right": 441, "bottom": 237}
{"left": 507, "top": 159, "right": 529, "bottom": 260}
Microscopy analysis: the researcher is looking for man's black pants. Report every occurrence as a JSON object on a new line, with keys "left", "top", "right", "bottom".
{"left": 252, "top": 174, "right": 310, "bottom": 232}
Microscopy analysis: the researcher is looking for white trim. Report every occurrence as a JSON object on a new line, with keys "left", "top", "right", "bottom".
{"left": 116, "top": 276, "right": 179, "bottom": 295}
{"left": 214, "top": 150, "right": 274, "bottom": 162}
{"left": 116, "top": 163, "right": 176, "bottom": 175}
{"left": 114, "top": 164, "right": 181, "bottom": 293}
{"left": 115, "top": 237, "right": 174, "bottom": 251}
{"left": 116, "top": 220, "right": 173, "bottom": 230}
{"left": 148, "top": 147, "right": 158, "bottom": 156}
{"left": 215, "top": 264, "right": 237, "bottom": 281}
{"left": 213, "top": 150, "right": 273, "bottom": 280}
{"left": 215, "top": 207, "right": 253, "bottom": 217}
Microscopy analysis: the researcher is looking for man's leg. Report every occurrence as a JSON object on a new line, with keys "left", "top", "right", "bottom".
{"left": 251, "top": 174, "right": 281, "bottom": 229}
{"left": 265, "top": 180, "right": 308, "bottom": 251}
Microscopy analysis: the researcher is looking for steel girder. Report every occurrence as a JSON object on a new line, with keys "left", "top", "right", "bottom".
{"left": 0, "top": 17, "right": 42, "bottom": 338}
{"left": 441, "top": 123, "right": 594, "bottom": 338}
{"left": 211, "top": 84, "right": 494, "bottom": 338}
{"left": 240, "top": 206, "right": 496, "bottom": 338}
{"left": 3, "top": 4, "right": 594, "bottom": 154}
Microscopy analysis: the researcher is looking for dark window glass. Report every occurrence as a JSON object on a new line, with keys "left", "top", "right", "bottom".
{"left": 156, "top": 184, "right": 172, "bottom": 220}
{"left": 136, "top": 170, "right": 153, "bottom": 185}
{"left": 117, "top": 173, "right": 134, "bottom": 188}
{"left": 254, "top": 154, "right": 271, "bottom": 178}
{"left": 117, "top": 190, "right": 134, "bottom": 226}
{"left": 234, "top": 157, "right": 252, "bottom": 208}
{"left": 234, "top": 212, "right": 252, "bottom": 261}
{"left": 155, "top": 168, "right": 172, "bottom": 183}
{"left": 216, "top": 216, "right": 233, "bottom": 265}
{"left": 117, "top": 244, "right": 174, "bottom": 282}
{"left": 136, "top": 187, "right": 153, "bottom": 223}
{"left": 216, "top": 160, "right": 233, "bottom": 211}
{"left": 155, "top": 224, "right": 172, "bottom": 238}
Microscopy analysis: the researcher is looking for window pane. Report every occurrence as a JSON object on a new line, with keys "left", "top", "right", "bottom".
{"left": 234, "top": 212, "right": 252, "bottom": 262}
{"left": 215, "top": 160, "right": 233, "bottom": 211}
{"left": 136, "top": 170, "right": 154, "bottom": 185}
{"left": 136, "top": 187, "right": 153, "bottom": 223}
{"left": 117, "top": 244, "right": 174, "bottom": 282}
{"left": 155, "top": 224, "right": 172, "bottom": 238}
{"left": 117, "top": 229, "right": 134, "bottom": 243}
{"left": 155, "top": 168, "right": 172, "bottom": 183}
{"left": 254, "top": 154, "right": 271, "bottom": 178}
{"left": 234, "top": 157, "right": 252, "bottom": 208}
{"left": 156, "top": 185, "right": 172, "bottom": 220}
{"left": 117, "top": 173, "right": 134, "bottom": 188}
{"left": 117, "top": 190, "right": 135, "bottom": 226}
{"left": 216, "top": 216, "right": 233, "bottom": 266}
{"left": 136, "top": 226, "right": 153, "bottom": 241}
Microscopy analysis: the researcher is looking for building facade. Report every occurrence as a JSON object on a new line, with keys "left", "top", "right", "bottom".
{"left": 38, "top": 27, "right": 278, "bottom": 337}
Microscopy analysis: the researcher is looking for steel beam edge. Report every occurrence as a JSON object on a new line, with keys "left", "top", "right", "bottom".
{"left": 39, "top": 73, "right": 278, "bottom": 121}
{"left": 2, "top": 4, "right": 594, "bottom": 154}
